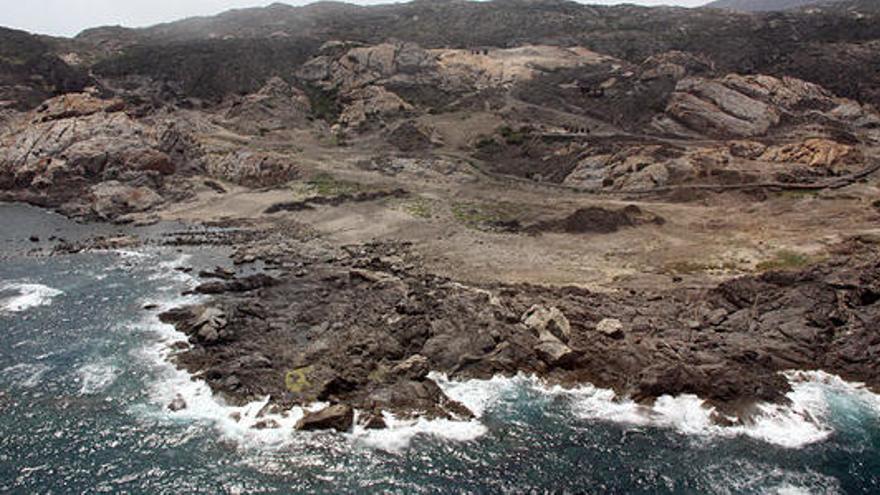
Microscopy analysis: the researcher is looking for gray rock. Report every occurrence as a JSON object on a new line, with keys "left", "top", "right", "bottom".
{"left": 522, "top": 305, "right": 572, "bottom": 343}
{"left": 596, "top": 318, "right": 625, "bottom": 338}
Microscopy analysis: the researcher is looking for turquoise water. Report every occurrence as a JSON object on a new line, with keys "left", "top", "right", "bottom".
{"left": 2, "top": 204, "right": 880, "bottom": 494}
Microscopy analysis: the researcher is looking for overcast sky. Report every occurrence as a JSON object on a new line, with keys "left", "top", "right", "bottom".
{"left": 1, "top": 0, "right": 708, "bottom": 37}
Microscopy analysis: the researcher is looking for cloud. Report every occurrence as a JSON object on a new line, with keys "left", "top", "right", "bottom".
{"left": 0, "top": 0, "right": 707, "bottom": 37}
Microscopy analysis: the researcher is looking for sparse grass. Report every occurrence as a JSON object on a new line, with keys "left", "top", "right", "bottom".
{"left": 756, "top": 250, "right": 813, "bottom": 272}
{"left": 664, "top": 260, "right": 740, "bottom": 274}
{"left": 474, "top": 135, "right": 498, "bottom": 150}
{"left": 399, "top": 197, "right": 434, "bottom": 219}
{"left": 498, "top": 125, "right": 529, "bottom": 145}
{"left": 306, "top": 173, "right": 362, "bottom": 196}
{"left": 451, "top": 201, "right": 525, "bottom": 230}
{"left": 776, "top": 190, "right": 819, "bottom": 200}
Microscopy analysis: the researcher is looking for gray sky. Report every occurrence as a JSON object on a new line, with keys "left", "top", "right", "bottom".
{"left": 1, "top": 0, "right": 708, "bottom": 38}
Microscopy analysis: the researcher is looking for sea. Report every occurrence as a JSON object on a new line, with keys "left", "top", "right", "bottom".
{"left": 2, "top": 202, "right": 880, "bottom": 494}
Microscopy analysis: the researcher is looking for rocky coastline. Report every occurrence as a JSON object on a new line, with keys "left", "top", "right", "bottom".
{"left": 145, "top": 226, "right": 880, "bottom": 432}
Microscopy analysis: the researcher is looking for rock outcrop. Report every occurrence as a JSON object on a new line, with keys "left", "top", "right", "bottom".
{"left": 223, "top": 77, "right": 311, "bottom": 135}
{"left": 203, "top": 150, "right": 300, "bottom": 187}
{"left": 163, "top": 239, "right": 880, "bottom": 423}
{"left": 0, "top": 93, "right": 185, "bottom": 218}
{"left": 655, "top": 74, "right": 876, "bottom": 138}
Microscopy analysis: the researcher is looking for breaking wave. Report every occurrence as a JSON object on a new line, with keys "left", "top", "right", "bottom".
{"left": 120, "top": 250, "right": 880, "bottom": 454}
{"left": 0, "top": 282, "right": 62, "bottom": 313}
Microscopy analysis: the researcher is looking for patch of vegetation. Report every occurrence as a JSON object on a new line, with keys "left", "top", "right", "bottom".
{"left": 451, "top": 201, "right": 525, "bottom": 231}
{"left": 399, "top": 197, "right": 434, "bottom": 219}
{"left": 285, "top": 366, "right": 314, "bottom": 393}
{"left": 306, "top": 173, "right": 362, "bottom": 196}
{"left": 94, "top": 37, "right": 319, "bottom": 101}
{"left": 303, "top": 83, "right": 341, "bottom": 123}
{"left": 756, "top": 250, "right": 813, "bottom": 272}
{"left": 474, "top": 135, "right": 499, "bottom": 151}
{"left": 498, "top": 125, "right": 530, "bottom": 145}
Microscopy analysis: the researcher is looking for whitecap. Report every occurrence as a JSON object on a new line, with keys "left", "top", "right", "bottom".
{"left": 78, "top": 361, "right": 118, "bottom": 395}
{"left": 0, "top": 283, "right": 63, "bottom": 313}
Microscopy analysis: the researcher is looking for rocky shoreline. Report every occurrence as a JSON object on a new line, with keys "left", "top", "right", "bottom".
{"left": 147, "top": 225, "right": 880, "bottom": 432}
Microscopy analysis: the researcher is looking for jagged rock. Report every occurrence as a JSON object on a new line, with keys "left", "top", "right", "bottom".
{"left": 759, "top": 138, "right": 859, "bottom": 170}
{"left": 194, "top": 274, "right": 278, "bottom": 294}
{"left": 656, "top": 74, "right": 874, "bottom": 139}
{"left": 204, "top": 150, "right": 299, "bottom": 187}
{"left": 522, "top": 305, "right": 571, "bottom": 343}
{"left": 159, "top": 305, "right": 228, "bottom": 343}
{"left": 295, "top": 404, "right": 355, "bottom": 432}
{"left": 338, "top": 86, "right": 413, "bottom": 129}
{"left": 639, "top": 51, "right": 715, "bottom": 81}
{"left": 662, "top": 77, "right": 780, "bottom": 137}
{"left": 0, "top": 96, "right": 180, "bottom": 214}
{"left": 224, "top": 77, "right": 311, "bottom": 134}
{"left": 387, "top": 120, "right": 441, "bottom": 152}
{"left": 391, "top": 354, "right": 430, "bottom": 380}
{"left": 34, "top": 93, "right": 125, "bottom": 123}
{"left": 534, "top": 338, "right": 579, "bottom": 367}
{"left": 358, "top": 409, "right": 388, "bottom": 430}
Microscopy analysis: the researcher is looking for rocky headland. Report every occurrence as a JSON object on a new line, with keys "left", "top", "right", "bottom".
{"left": 3, "top": 0, "right": 880, "bottom": 431}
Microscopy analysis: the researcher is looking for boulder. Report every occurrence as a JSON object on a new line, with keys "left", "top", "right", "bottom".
{"left": 522, "top": 305, "right": 571, "bottom": 343}
{"left": 534, "top": 339, "right": 579, "bottom": 367}
{"left": 159, "top": 305, "right": 228, "bottom": 343}
{"left": 295, "top": 404, "right": 355, "bottom": 432}
{"left": 204, "top": 150, "right": 299, "bottom": 188}
{"left": 391, "top": 354, "right": 430, "bottom": 380}
{"left": 596, "top": 318, "right": 625, "bottom": 339}
{"left": 358, "top": 410, "right": 388, "bottom": 430}
{"left": 89, "top": 181, "right": 163, "bottom": 221}
{"left": 167, "top": 394, "right": 187, "bottom": 412}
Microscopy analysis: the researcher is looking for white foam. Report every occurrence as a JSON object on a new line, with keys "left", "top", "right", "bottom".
{"left": 554, "top": 374, "right": 833, "bottom": 448}
{"left": 420, "top": 370, "right": 880, "bottom": 450}
{"left": 0, "top": 283, "right": 62, "bottom": 313}
{"left": 2, "top": 363, "right": 52, "bottom": 388}
{"left": 350, "top": 412, "right": 487, "bottom": 452}
{"left": 77, "top": 361, "right": 118, "bottom": 395}
{"left": 121, "top": 252, "right": 314, "bottom": 450}
{"left": 119, "top": 249, "right": 880, "bottom": 452}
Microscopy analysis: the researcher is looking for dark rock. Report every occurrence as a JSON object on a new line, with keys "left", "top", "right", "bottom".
{"left": 194, "top": 273, "right": 277, "bottom": 294}
{"left": 295, "top": 404, "right": 355, "bottom": 432}
{"left": 359, "top": 409, "right": 388, "bottom": 430}
{"left": 167, "top": 394, "right": 187, "bottom": 412}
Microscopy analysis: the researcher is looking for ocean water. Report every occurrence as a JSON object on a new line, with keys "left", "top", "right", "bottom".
{"left": 2, "top": 204, "right": 880, "bottom": 494}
